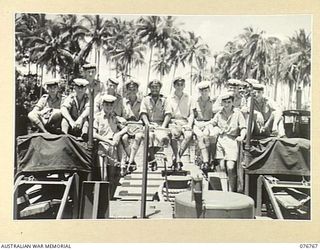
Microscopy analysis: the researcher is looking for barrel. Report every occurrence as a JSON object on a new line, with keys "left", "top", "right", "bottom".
{"left": 175, "top": 190, "right": 255, "bottom": 219}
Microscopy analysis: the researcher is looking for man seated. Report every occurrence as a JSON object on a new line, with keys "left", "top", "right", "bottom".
{"left": 209, "top": 92, "right": 247, "bottom": 192}
{"left": 61, "top": 78, "right": 90, "bottom": 137}
{"left": 245, "top": 79, "right": 285, "bottom": 137}
{"left": 120, "top": 79, "right": 143, "bottom": 175}
{"left": 28, "top": 79, "right": 65, "bottom": 134}
{"left": 129, "top": 79, "right": 172, "bottom": 171}
{"left": 93, "top": 94, "right": 128, "bottom": 180}
{"left": 94, "top": 78, "right": 123, "bottom": 116}
{"left": 191, "top": 81, "right": 218, "bottom": 171}
{"left": 168, "top": 77, "right": 193, "bottom": 171}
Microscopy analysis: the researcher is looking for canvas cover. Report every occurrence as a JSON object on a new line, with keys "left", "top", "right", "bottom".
{"left": 247, "top": 137, "right": 310, "bottom": 176}
{"left": 16, "top": 133, "right": 92, "bottom": 174}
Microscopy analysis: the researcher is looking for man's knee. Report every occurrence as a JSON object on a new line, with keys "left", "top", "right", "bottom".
{"left": 183, "top": 130, "right": 193, "bottom": 141}
{"left": 28, "top": 111, "right": 39, "bottom": 124}
{"left": 61, "top": 118, "right": 69, "bottom": 132}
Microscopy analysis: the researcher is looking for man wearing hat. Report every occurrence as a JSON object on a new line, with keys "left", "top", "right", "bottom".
{"left": 61, "top": 78, "right": 90, "bottom": 137}
{"left": 120, "top": 79, "right": 143, "bottom": 175}
{"left": 209, "top": 92, "right": 247, "bottom": 192}
{"left": 94, "top": 78, "right": 123, "bottom": 117}
{"left": 245, "top": 79, "right": 285, "bottom": 137}
{"left": 94, "top": 94, "right": 128, "bottom": 182}
{"left": 191, "top": 81, "right": 217, "bottom": 170}
{"left": 28, "top": 78, "right": 65, "bottom": 134}
{"left": 168, "top": 77, "right": 193, "bottom": 170}
{"left": 212, "top": 79, "right": 246, "bottom": 112}
{"left": 130, "top": 79, "right": 172, "bottom": 170}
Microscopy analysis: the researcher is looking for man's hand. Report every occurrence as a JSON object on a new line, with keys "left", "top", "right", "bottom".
{"left": 75, "top": 117, "right": 84, "bottom": 129}
{"left": 113, "top": 133, "right": 121, "bottom": 145}
{"left": 69, "top": 120, "right": 76, "bottom": 129}
{"left": 235, "top": 136, "right": 244, "bottom": 142}
{"left": 256, "top": 112, "right": 264, "bottom": 126}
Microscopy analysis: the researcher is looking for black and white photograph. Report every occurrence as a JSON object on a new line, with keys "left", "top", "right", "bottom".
{"left": 14, "top": 13, "right": 311, "bottom": 220}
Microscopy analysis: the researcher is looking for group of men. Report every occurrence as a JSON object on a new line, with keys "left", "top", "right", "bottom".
{"left": 27, "top": 64, "right": 285, "bottom": 191}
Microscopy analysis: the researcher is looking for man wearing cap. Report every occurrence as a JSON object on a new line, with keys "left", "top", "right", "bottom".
{"left": 168, "top": 77, "right": 193, "bottom": 170}
{"left": 191, "top": 81, "right": 218, "bottom": 170}
{"left": 212, "top": 79, "right": 246, "bottom": 112}
{"left": 94, "top": 78, "right": 123, "bottom": 117}
{"left": 28, "top": 79, "right": 65, "bottom": 134}
{"left": 94, "top": 94, "right": 128, "bottom": 180}
{"left": 61, "top": 78, "right": 90, "bottom": 137}
{"left": 130, "top": 79, "right": 172, "bottom": 170}
{"left": 245, "top": 79, "right": 284, "bottom": 137}
{"left": 121, "top": 79, "right": 143, "bottom": 175}
{"left": 209, "top": 92, "right": 247, "bottom": 192}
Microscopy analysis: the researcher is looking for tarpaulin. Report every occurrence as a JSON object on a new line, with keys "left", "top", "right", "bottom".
{"left": 16, "top": 133, "right": 92, "bottom": 174}
{"left": 246, "top": 137, "right": 310, "bottom": 176}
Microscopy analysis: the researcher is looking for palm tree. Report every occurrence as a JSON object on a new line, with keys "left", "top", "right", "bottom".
{"left": 77, "top": 15, "right": 113, "bottom": 75}
{"left": 280, "top": 29, "right": 311, "bottom": 108}
{"left": 109, "top": 24, "right": 146, "bottom": 84}
{"left": 181, "top": 31, "right": 210, "bottom": 95}
{"left": 136, "top": 16, "right": 162, "bottom": 91}
{"left": 152, "top": 52, "right": 171, "bottom": 80}
{"left": 235, "top": 27, "right": 272, "bottom": 81}
{"left": 27, "top": 23, "right": 74, "bottom": 77}
{"left": 56, "top": 14, "right": 88, "bottom": 79}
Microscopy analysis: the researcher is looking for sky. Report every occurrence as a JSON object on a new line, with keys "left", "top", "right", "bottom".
{"left": 110, "top": 14, "right": 311, "bottom": 53}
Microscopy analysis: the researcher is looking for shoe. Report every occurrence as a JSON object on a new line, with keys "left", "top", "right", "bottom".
{"left": 120, "top": 167, "right": 127, "bottom": 177}
{"left": 149, "top": 160, "right": 157, "bottom": 171}
{"left": 128, "top": 161, "right": 137, "bottom": 173}
{"left": 177, "top": 161, "right": 183, "bottom": 171}
{"left": 201, "top": 162, "right": 209, "bottom": 171}
{"left": 171, "top": 160, "right": 178, "bottom": 171}
{"left": 81, "top": 133, "right": 88, "bottom": 141}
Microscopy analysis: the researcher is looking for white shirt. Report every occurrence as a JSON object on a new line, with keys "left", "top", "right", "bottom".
{"left": 169, "top": 92, "right": 191, "bottom": 120}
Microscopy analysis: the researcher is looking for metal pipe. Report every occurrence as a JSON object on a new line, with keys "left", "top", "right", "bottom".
{"left": 261, "top": 177, "right": 284, "bottom": 219}
{"left": 244, "top": 92, "right": 255, "bottom": 195}
{"left": 140, "top": 124, "right": 149, "bottom": 218}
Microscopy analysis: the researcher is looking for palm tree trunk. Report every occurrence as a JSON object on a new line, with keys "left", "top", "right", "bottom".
{"left": 146, "top": 45, "right": 154, "bottom": 94}
{"left": 97, "top": 48, "right": 101, "bottom": 77}
{"left": 273, "top": 56, "right": 280, "bottom": 101}
{"left": 190, "top": 63, "right": 193, "bottom": 96}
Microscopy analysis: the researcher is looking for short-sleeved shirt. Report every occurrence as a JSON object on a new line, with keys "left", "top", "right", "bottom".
{"left": 94, "top": 93, "right": 123, "bottom": 116}
{"left": 248, "top": 96, "right": 281, "bottom": 122}
{"left": 192, "top": 97, "right": 214, "bottom": 121}
{"left": 62, "top": 93, "right": 90, "bottom": 120}
{"left": 35, "top": 94, "right": 65, "bottom": 110}
{"left": 210, "top": 107, "right": 246, "bottom": 137}
{"left": 94, "top": 111, "right": 120, "bottom": 139}
{"left": 169, "top": 92, "right": 191, "bottom": 120}
{"left": 123, "top": 97, "right": 142, "bottom": 121}
{"left": 140, "top": 94, "right": 172, "bottom": 123}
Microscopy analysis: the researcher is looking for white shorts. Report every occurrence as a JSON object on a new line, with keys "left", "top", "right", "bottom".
{"left": 215, "top": 134, "right": 239, "bottom": 161}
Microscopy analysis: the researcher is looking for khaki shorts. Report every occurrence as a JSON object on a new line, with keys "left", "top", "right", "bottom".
{"left": 193, "top": 122, "right": 217, "bottom": 138}
{"left": 149, "top": 126, "right": 171, "bottom": 148}
{"left": 126, "top": 123, "right": 144, "bottom": 137}
{"left": 215, "top": 134, "right": 239, "bottom": 161}
{"left": 169, "top": 119, "right": 191, "bottom": 139}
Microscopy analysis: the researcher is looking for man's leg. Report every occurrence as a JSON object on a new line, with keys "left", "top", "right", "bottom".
{"left": 61, "top": 118, "right": 70, "bottom": 134}
{"left": 121, "top": 133, "right": 131, "bottom": 157}
{"left": 170, "top": 125, "right": 180, "bottom": 165}
{"left": 179, "top": 130, "right": 193, "bottom": 159}
{"left": 128, "top": 132, "right": 143, "bottom": 164}
{"left": 226, "top": 160, "right": 237, "bottom": 192}
{"left": 28, "top": 111, "right": 48, "bottom": 133}
{"left": 224, "top": 136, "right": 240, "bottom": 192}
{"left": 47, "top": 110, "right": 62, "bottom": 134}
